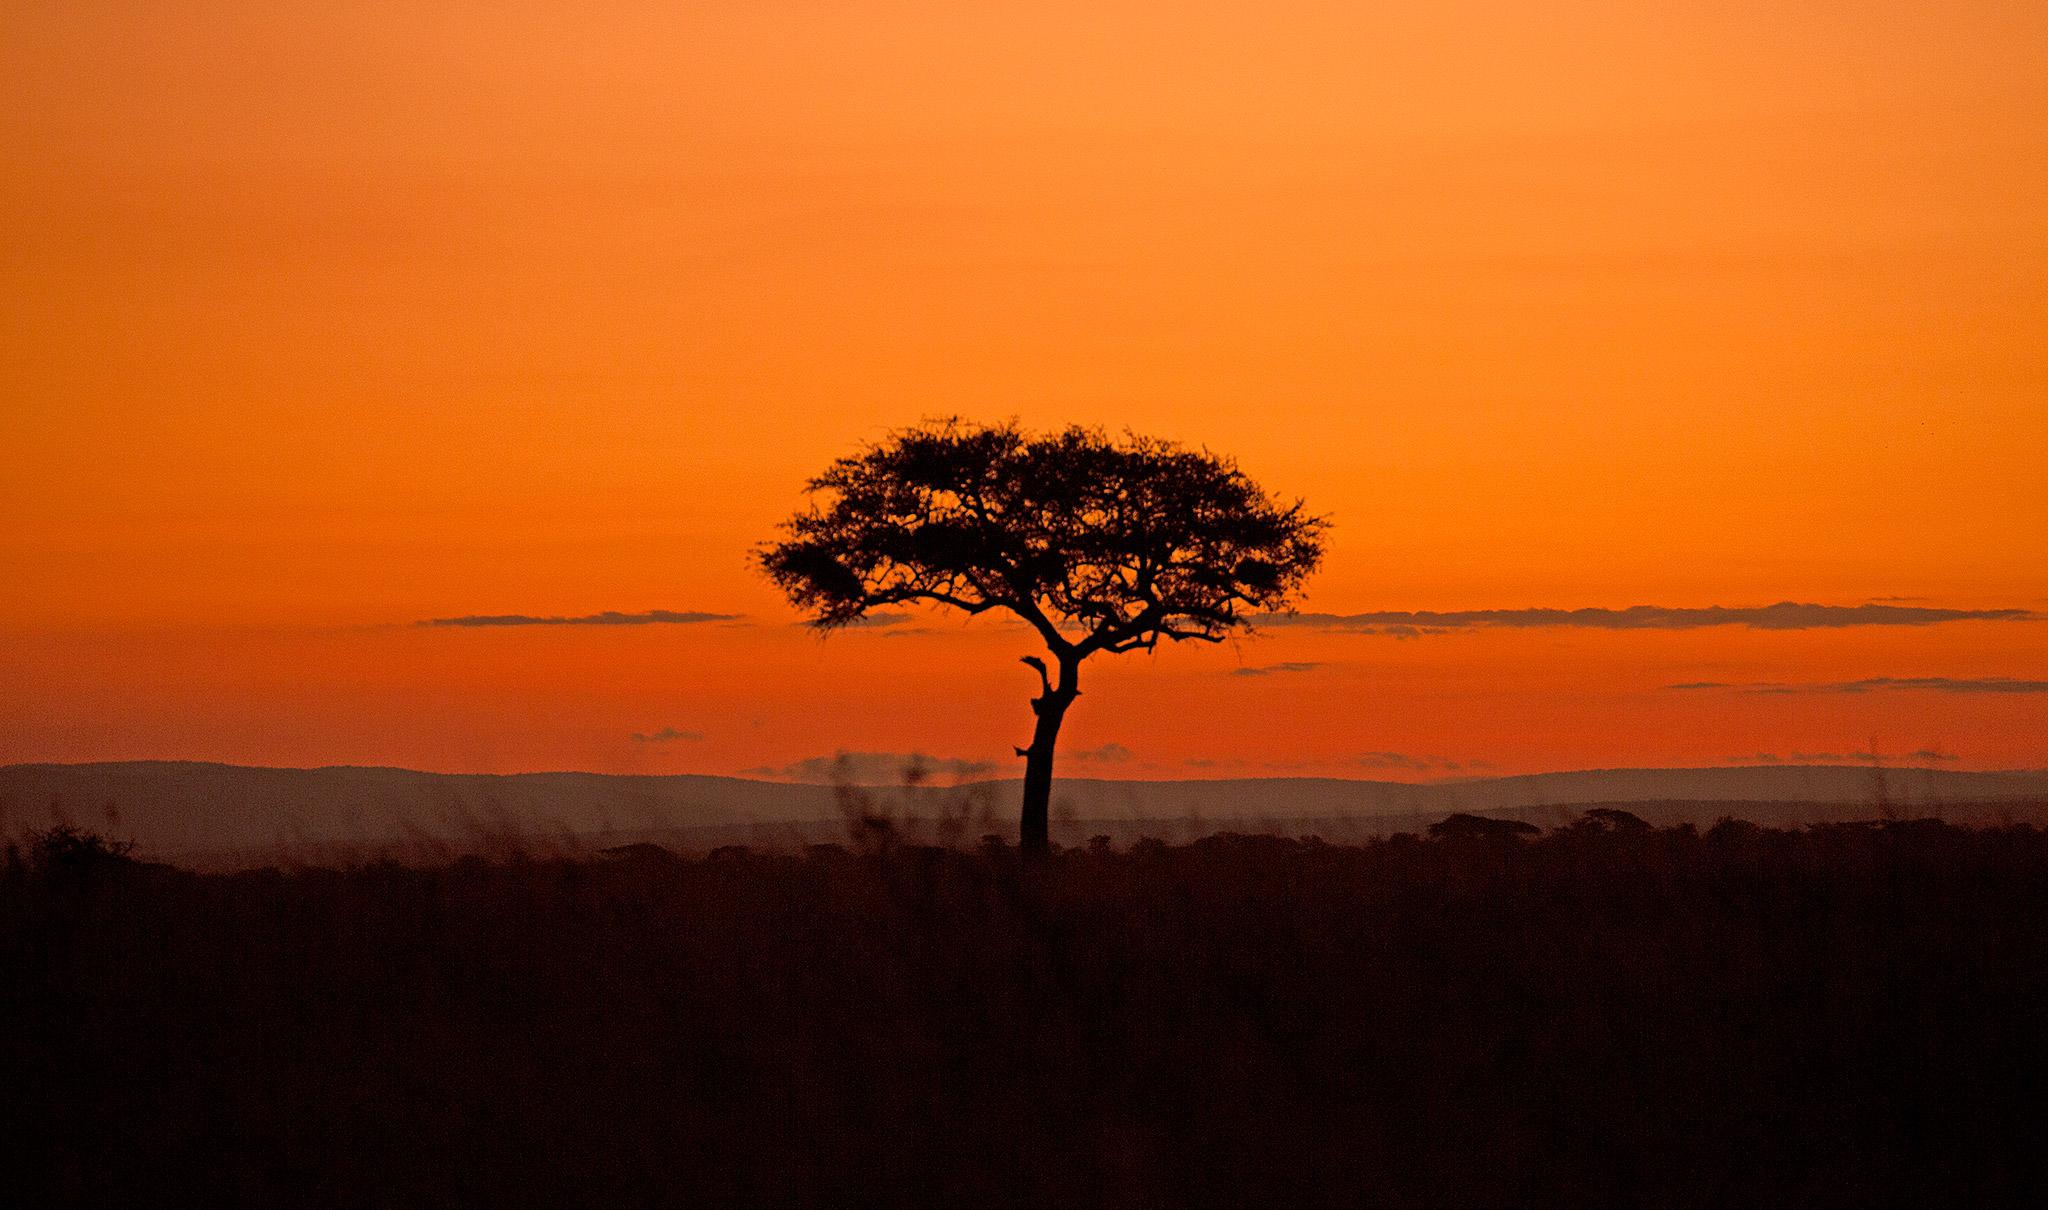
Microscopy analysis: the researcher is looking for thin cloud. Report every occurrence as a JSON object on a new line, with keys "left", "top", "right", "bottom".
{"left": 1231, "top": 661, "right": 1327, "bottom": 677}
{"left": 1179, "top": 753, "right": 1495, "bottom": 775}
{"left": 804, "top": 611, "right": 914, "bottom": 629}
{"left": 422, "top": 609, "right": 739, "bottom": 628}
{"left": 1732, "top": 748, "right": 1957, "bottom": 764}
{"left": 631, "top": 727, "right": 705, "bottom": 744}
{"left": 1181, "top": 756, "right": 1322, "bottom": 773}
{"left": 741, "top": 751, "right": 998, "bottom": 785}
{"left": 1357, "top": 751, "right": 1494, "bottom": 773}
{"left": 1067, "top": 743, "right": 1134, "bottom": 764}
{"left": 1673, "top": 677, "right": 2048, "bottom": 695}
{"left": 1358, "top": 751, "right": 1432, "bottom": 772}
{"left": 1259, "top": 602, "right": 2035, "bottom": 633}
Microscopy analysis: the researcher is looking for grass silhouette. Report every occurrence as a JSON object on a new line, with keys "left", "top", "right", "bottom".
{"left": 6, "top": 816, "right": 2048, "bottom": 1206}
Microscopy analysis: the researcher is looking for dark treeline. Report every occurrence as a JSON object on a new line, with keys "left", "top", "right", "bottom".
{"left": 7, "top": 816, "right": 2048, "bottom": 1207}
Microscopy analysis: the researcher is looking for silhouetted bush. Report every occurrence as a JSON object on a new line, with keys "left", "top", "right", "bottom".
{"left": 24, "top": 824, "right": 136, "bottom": 876}
{"left": 5, "top": 817, "right": 2048, "bottom": 1207}
{"left": 1577, "top": 806, "right": 1653, "bottom": 832}
{"left": 1428, "top": 811, "right": 1541, "bottom": 839}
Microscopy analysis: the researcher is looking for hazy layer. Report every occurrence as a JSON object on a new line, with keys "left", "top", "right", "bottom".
{"left": 8, "top": 760, "right": 2044, "bottom": 867}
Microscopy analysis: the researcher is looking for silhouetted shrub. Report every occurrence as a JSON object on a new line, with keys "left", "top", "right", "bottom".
{"left": 25, "top": 824, "right": 135, "bottom": 875}
{"left": 1705, "top": 815, "right": 1764, "bottom": 844}
{"left": 1428, "top": 812, "right": 1541, "bottom": 839}
{"left": 596, "top": 841, "right": 683, "bottom": 865}
{"left": 1578, "top": 806, "right": 1653, "bottom": 832}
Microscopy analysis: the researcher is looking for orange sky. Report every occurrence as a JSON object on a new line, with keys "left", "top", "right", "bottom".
{"left": 5, "top": 2, "right": 2045, "bottom": 778}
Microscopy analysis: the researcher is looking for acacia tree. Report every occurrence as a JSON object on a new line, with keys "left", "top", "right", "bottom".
{"left": 758, "top": 419, "right": 1326, "bottom": 854}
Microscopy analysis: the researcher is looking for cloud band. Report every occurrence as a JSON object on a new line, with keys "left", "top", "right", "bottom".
{"left": 422, "top": 610, "right": 739, "bottom": 627}
{"left": 1672, "top": 676, "right": 2048, "bottom": 695}
{"left": 1260, "top": 602, "right": 2035, "bottom": 633}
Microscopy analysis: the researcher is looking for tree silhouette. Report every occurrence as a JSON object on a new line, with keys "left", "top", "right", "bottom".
{"left": 758, "top": 419, "right": 1326, "bottom": 853}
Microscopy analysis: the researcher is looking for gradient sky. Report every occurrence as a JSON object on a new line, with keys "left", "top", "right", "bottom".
{"left": 6, "top": 2, "right": 2045, "bottom": 779}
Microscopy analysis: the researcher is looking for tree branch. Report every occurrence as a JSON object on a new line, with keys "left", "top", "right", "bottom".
{"left": 1019, "top": 655, "right": 1052, "bottom": 698}
{"left": 1006, "top": 593, "right": 1075, "bottom": 657}
{"left": 865, "top": 588, "right": 999, "bottom": 615}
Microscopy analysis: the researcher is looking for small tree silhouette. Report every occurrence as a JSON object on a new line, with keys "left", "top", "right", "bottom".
{"left": 759, "top": 419, "right": 1326, "bottom": 854}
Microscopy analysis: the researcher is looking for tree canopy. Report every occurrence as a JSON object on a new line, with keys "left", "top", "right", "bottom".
{"left": 759, "top": 419, "right": 1327, "bottom": 657}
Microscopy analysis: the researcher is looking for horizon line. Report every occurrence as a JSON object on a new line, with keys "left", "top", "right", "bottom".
{"left": 6, "top": 757, "right": 2041, "bottom": 784}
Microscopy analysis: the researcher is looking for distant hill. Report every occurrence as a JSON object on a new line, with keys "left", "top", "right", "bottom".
{"left": 5, "top": 760, "right": 2046, "bottom": 867}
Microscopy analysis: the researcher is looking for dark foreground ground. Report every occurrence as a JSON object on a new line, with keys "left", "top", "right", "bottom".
{"left": 7, "top": 817, "right": 2048, "bottom": 1208}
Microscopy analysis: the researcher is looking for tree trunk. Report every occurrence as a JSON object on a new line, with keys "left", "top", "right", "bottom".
{"left": 1018, "top": 657, "right": 1078, "bottom": 856}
